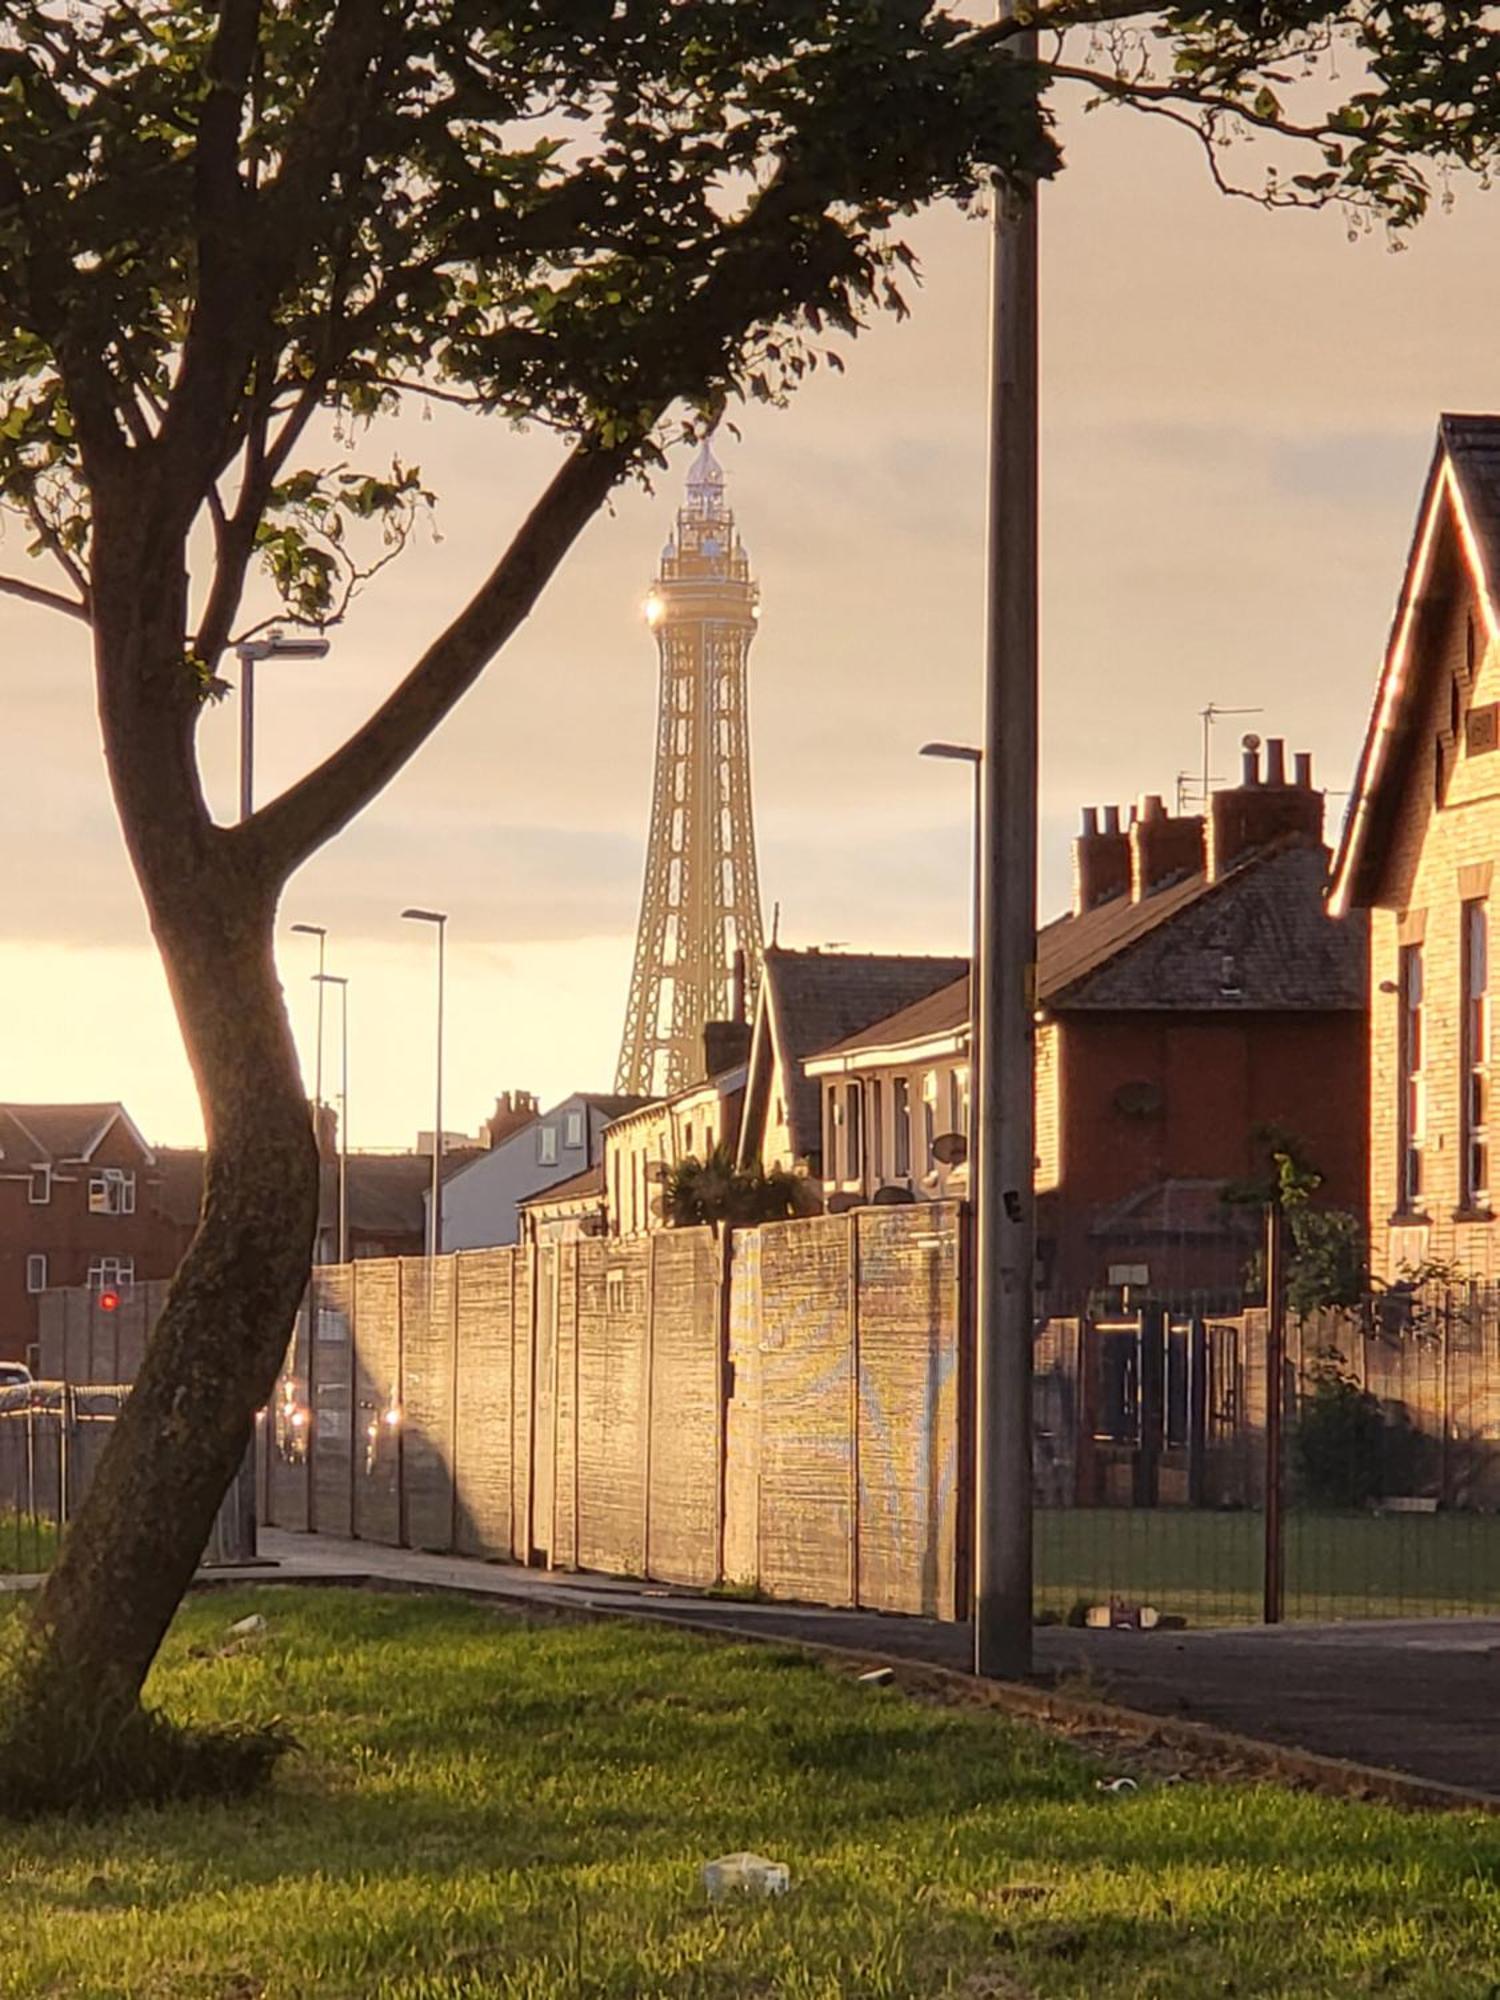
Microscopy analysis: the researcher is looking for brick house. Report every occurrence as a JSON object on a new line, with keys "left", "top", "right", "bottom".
{"left": 805, "top": 744, "right": 1367, "bottom": 1304}
{"left": 0, "top": 1103, "right": 193, "bottom": 1366}
{"left": 735, "top": 948, "right": 968, "bottom": 1180}
{"left": 1333, "top": 414, "right": 1500, "bottom": 1280}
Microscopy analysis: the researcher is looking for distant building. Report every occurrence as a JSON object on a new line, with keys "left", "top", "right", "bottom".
{"left": 440, "top": 1090, "right": 648, "bottom": 1251}
{"left": 0, "top": 1103, "right": 192, "bottom": 1365}
{"left": 805, "top": 742, "right": 1367, "bottom": 1303}
{"left": 736, "top": 949, "right": 968, "bottom": 1180}
{"left": 602, "top": 1054, "right": 748, "bottom": 1238}
{"left": 1333, "top": 414, "right": 1500, "bottom": 1279}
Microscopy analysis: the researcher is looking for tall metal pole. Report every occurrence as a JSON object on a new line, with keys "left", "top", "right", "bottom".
{"left": 974, "top": 0, "right": 1038, "bottom": 1680}
{"left": 338, "top": 978, "right": 349, "bottom": 1267}
{"left": 433, "top": 918, "right": 445, "bottom": 1260}
{"left": 238, "top": 649, "right": 256, "bottom": 823}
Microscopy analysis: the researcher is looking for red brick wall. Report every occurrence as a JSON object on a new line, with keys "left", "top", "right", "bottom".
{"left": 1044, "top": 1009, "right": 1367, "bottom": 1300}
{"left": 0, "top": 1117, "right": 193, "bottom": 1364}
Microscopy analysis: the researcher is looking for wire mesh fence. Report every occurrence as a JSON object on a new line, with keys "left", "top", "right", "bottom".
{"left": 1034, "top": 1283, "right": 1500, "bottom": 1628}
{"left": 0, "top": 1381, "right": 254, "bottom": 1576}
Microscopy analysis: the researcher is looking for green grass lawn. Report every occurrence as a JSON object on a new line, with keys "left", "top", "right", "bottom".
{"left": 3, "top": 1588, "right": 1500, "bottom": 1998}
{"left": 0, "top": 1510, "right": 57, "bottom": 1576}
{"left": 1036, "top": 1506, "right": 1500, "bottom": 1625}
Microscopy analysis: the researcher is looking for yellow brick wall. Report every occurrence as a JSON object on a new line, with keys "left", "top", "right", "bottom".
{"left": 1371, "top": 518, "right": 1500, "bottom": 1279}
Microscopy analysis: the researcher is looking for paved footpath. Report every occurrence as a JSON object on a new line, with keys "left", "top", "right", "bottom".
{"left": 221, "top": 1530, "right": 1500, "bottom": 1798}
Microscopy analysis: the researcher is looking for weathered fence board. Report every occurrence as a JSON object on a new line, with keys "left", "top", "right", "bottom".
{"left": 452, "top": 1250, "right": 516, "bottom": 1559}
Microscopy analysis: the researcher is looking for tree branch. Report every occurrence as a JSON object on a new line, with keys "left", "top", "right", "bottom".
{"left": 0, "top": 571, "right": 91, "bottom": 622}
{"left": 249, "top": 436, "right": 630, "bottom": 869}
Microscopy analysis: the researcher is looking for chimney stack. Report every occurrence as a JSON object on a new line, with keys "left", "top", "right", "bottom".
{"left": 1072, "top": 804, "right": 1131, "bottom": 915}
{"left": 485, "top": 1090, "right": 539, "bottom": 1149}
{"left": 1128, "top": 795, "right": 1205, "bottom": 901}
{"left": 1207, "top": 739, "right": 1324, "bottom": 882}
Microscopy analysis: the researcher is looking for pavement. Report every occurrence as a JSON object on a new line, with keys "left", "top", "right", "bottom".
{"left": 216, "top": 1530, "right": 1500, "bottom": 1799}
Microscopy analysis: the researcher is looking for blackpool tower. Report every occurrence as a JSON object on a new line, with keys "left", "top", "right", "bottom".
{"left": 615, "top": 438, "right": 766, "bottom": 1099}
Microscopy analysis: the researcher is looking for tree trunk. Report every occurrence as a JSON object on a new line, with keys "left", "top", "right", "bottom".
{"left": 3, "top": 492, "right": 320, "bottom": 1776}
{"left": 9, "top": 876, "right": 317, "bottom": 1742}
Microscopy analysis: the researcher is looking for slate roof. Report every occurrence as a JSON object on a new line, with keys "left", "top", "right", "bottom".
{"left": 814, "top": 839, "right": 1363, "bottom": 1063}
{"left": 1333, "top": 414, "right": 1500, "bottom": 911}
{"left": 150, "top": 1147, "right": 483, "bottom": 1238}
{"left": 1086, "top": 1178, "right": 1259, "bottom": 1244}
{"left": 517, "top": 1161, "right": 605, "bottom": 1209}
{"left": 576, "top": 1093, "right": 652, "bottom": 1122}
{"left": 764, "top": 949, "right": 968, "bottom": 1157}
{"left": 0, "top": 1102, "right": 137, "bottom": 1164}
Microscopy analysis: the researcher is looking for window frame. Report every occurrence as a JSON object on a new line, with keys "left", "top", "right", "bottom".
{"left": 844, "top": 1083, "right": 862, "bottom": 1187}
{"left": 1398, "top": 942, "right": 1426, "bottom": 1211}
{"left": 87, "top": 1166, "right": 136, "bottom": 1216}
{"left": 25, "top": 1253, "right": 47, "bottom": 1295}
{"left": 86, "top": 1255, "right": 134, "bottom": 1292}
{"left": 892, "top": 1076, "right": 911, "bottom": 1179}
{"left": 537, "top": 1124, "right": 559, "bottom": 1167}
{"left": 564, "top": 1109, "right": 585, "bottom": 1151}
{"left": 27, "top": 1165, "right": 50, "bottom": 1206}
{"left": 1463, "top": 900, "right": 1491, "bottom": 1209}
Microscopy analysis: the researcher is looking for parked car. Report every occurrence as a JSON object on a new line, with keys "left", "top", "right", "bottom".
{"left": 0, "top": 1361, "right": 32, "bottom": 1387}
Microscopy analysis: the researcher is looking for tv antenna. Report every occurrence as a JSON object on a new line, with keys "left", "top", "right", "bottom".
{"left": 1199, "top": 702, "right": 1263, "bottom": 811}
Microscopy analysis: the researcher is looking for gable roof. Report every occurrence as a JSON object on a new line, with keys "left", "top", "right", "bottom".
{"left": 0, "top": 1102, "right": 149, "bottom": 1165}
{"left": 759, "top": 949, "right": 968, "bottom": 1158}
{"left": 811, "top": 842, "right": 1362, "bottom": 1067}
{"left": 517, "top": 1161, "right": 605, "bottom": 1210}
{"left": 1332, "top": 414, "right": 1500, "bottom": 914}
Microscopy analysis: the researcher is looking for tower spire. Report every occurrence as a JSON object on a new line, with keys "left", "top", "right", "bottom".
{"left": 616, "top": 441, "right": 766, "bottom": 1098}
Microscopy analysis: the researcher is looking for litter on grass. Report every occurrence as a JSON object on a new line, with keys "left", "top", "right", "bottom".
{"left": 226, "top": 1614, "right": 267, "bottom": 1638}
{"left": 703, "top": 1853, "right": 791, "bottom": 1900}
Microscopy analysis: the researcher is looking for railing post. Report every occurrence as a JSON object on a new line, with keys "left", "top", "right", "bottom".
{"left": 1263, "top": 1203, "right": 1285, "bottom": 1625}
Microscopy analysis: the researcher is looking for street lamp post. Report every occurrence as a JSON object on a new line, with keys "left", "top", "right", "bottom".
{"left": 920, "top": 741, "right": 982, "bottom": 1156}
{"left": 235, "top": 630, "right": 331, "bottom": 822}
{"left": 290, "top": 923, "right": 329, "bottom": 1116}
{"left": 312, "top": 973, "right": 350, "bottom": 1265}
{"left": 400, "top": 908, "right": 448, "bottom": 1260}
{"left": 973, "top": 0, "right": 1040, "bottom": 1680}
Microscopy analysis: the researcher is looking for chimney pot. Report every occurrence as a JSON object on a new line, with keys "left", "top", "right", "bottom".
{"left": 1103, "top": 804, "right": 1121, "bottom": 835}
{"left": 1266, "top": 737, "right": 1287, "bottom": 787}
{"left": 1141, "top": 793, "right": 1167, "bottom": 824}
{"left": 1081, "top": 806, "right": 1099, "bottom": 837}
{"left": 1294, "top": 751, "right": 1313, "bottom": 789}
{"left": 1241, "top": 744, "right": 1260, "bottom": 787}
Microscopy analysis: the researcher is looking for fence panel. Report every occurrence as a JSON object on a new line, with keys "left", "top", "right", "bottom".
{"left": 756, "top": 1214, "right": 855, "bottom": 1607}
{"left": 722, "top": 1227, "right": 762, "bottom": 1588}
{"left": 61, "top": 1289, "right": 91, "bottom": 1387}
{"left": 310, "top": 1266, "right": 355, "bottom": 1538}
{"left": 452, "top": 1250, "right": 516, "bottom": 1559}
{"left": 575, "top": 1239, "right": 649, "bottom": 1576}
{"left": 400, "top": 1258, "right": 456, "bottom": 1552}
{"left": 854, "top": 1205, "right": 962, "bottom": 1618}
{"left": 647, "top": 1228, "right": 722, "bottom": 1587}
{"left": 353, "top": 1259, "right": 402, "bottom": 1546}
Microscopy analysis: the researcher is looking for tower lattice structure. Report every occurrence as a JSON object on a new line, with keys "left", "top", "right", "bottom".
{"left": 616, "top": 439, "right": 766, "bottom": 1099}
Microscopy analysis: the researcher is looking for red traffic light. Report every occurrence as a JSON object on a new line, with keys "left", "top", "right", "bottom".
{"left": 98, "top": 1289, "right": 120, "bottom": 1313}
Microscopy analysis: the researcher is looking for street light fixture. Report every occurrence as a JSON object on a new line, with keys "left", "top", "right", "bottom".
{"left": 920, "top": 742, "right": 982, "bottom": 1172}
{"left": 400, "top": 907, "right": 448, "bottom": 1261}
{"left": 235, "top": 629, "right": 331, "bottom": 822}
{"left": 311, "top": 973, "right": 350, "bottom": 1266}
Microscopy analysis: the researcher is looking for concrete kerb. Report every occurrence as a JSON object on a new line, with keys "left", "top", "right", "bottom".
{"left": 184, "top": 1567, "right": 1500, "bottom": 1819}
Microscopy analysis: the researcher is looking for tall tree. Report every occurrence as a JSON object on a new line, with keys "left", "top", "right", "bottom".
{"left": 0, "top": 0, "right": 1496, "bottom": 1807}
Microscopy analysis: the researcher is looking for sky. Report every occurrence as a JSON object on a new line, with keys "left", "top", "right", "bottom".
{"left": 6, "top": 86, "right": 1500, "bottom": 1150}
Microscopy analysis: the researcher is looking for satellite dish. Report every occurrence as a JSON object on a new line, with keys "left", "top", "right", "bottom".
{"left": 931, "top": 1131, "right": 968, "bottom": 1167}
{"left": 871, "top": 1184, "right": 917, "bottom": 1206}
{"left": 1241, "top": 732, "right": 1262, "bottom": 752}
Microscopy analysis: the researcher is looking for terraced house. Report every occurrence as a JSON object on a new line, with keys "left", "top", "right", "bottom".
{"left": 1334, "top": 415, "right": 1500, "bottom": 1280}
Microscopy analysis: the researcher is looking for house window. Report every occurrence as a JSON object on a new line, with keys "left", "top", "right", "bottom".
{"left": 870, "top": 1080, "right": 884, "bottom": 1180}
{"left": 921, "top": 1071, "right": 938, "bottom": 1171}
{"left": 87, "top": 1257, "right": 134, "bottom": 1291}
{"left": 892, "top": 1077, "right": 911, "bottom": 1178}
{"left": 27, "top": 1166, "right": 50, "bottom": 1205}
{"left": 946, "top": 1069, "right": 966, "bottom": 1140}
{"left": 537, "top": 1125, "right": 559, "bottom": 1166}
{"left": 25, "top": 1254, "right": 47, "bottom": 1295}
{"left": 844, "top": 1084, "right": 862, "bottom": 1186}
{"left": 87, "top": 1168, "right": 136, "bottom": 1215}
{"left": 1464, "top": 901, "right": 1490, "bottom": 1206}
{"left": 823, "top": 1089, "right": 839, "bottom": 1179}
{"left": 1399, "top": 943, "right": 1425, "bottom": 1209}
{"left": 564, "top": 1109, "right": 585, "bottom": 1150}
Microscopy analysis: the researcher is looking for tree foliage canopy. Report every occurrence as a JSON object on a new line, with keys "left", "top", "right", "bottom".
{"left": 1, "top": 0, "right": 1499, "bottom": 740}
